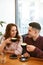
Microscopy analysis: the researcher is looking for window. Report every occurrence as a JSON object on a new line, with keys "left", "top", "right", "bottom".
{"left": 15, "top": 0, "right": 43, "bottom": 36}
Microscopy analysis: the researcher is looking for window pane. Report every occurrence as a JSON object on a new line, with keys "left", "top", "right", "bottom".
{"left": 15, "top": 0, "right": 43, "bottom": 36}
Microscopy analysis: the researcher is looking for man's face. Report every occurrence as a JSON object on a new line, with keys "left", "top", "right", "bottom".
{"left": 28, "top": 26, "right": 38, "bottom": 38}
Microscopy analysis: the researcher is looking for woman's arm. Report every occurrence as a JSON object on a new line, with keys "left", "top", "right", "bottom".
{"left": 0, "top": 38, "right": 11, "bottom": 53}
{"left": 0, "top": 41, "right": 6, "bottom": 52}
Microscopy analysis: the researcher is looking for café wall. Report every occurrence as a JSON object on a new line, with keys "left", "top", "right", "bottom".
{"left": 0, "top": 0, "right": 15, "bottom": 34}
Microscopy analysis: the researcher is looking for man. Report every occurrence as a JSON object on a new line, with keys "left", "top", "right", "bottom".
{"left": 23, "top": 22, "right": 43, "bottom": 58}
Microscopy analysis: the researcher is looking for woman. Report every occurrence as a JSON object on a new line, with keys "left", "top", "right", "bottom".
{"left": 0, "top": 23, "right": 22, "bottom": 55}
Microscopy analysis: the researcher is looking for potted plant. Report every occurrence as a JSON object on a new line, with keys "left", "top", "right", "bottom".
{"left": 0, "top": 21, "right": 5, "bottom": 36}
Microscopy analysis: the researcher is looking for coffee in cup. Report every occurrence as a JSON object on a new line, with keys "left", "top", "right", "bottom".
{"left": 11, "top": 38, "right": 17, "bottom": 42}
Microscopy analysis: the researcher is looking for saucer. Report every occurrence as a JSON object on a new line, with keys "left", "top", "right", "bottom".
{"left": 19, "top": 57, "right": 29, "bottom": 62}
{"left": 10, "top": 54, "right": 17, "bottom": 59}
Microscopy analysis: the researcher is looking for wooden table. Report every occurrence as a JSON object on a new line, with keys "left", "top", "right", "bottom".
{"left": 0, "top": 54, "right": 43, "bottom": 65}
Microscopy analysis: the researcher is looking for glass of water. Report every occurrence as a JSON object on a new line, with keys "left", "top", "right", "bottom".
{"left": 0, "top": 52, "right": 6, "bottom": 64}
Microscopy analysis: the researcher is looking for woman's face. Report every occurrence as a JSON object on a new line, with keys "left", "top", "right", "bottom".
{"left": 10, "top": 26, "right": 17, "bottom": 38}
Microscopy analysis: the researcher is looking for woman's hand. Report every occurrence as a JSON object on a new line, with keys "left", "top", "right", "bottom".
{"left": 4, "top": 38, "right": 12, "bottom": 44}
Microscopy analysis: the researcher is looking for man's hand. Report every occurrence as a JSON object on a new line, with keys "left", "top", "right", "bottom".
{"left": 27, "top": 45, "right": 36, "bottom": 52}
{"left": 23, "top": 52, "right": 30, "bottom": 57}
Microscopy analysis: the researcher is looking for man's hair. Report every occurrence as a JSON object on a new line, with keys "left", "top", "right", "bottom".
{"left": 29, "top": 22, "right": 41, "bottom": 30}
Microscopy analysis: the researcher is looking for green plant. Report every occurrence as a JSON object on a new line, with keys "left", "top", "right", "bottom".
{"left": 0, "top": 21, "right": 5, "bottom": 36}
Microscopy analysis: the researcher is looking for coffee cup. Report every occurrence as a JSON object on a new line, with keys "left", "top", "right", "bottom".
{"left": 21, "top": 43, "right": 27, "bottom": 54}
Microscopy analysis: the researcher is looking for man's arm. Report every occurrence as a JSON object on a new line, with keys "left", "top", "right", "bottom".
{"left": 27, "top": 45, "right": 43, "bottom": 58}
{"left": 33, "top": 47, "right": 43, "bottom": 58}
